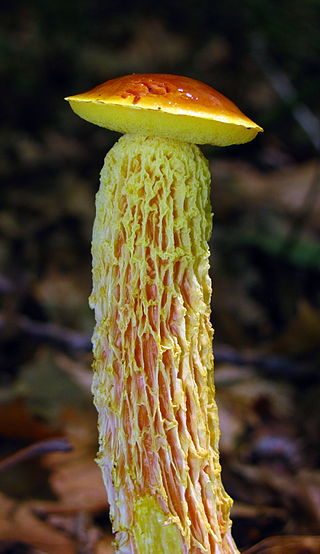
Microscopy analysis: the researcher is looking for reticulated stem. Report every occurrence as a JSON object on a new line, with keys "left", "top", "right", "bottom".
{"left": 90, "top": 134, "right": 238, "bottom": 553}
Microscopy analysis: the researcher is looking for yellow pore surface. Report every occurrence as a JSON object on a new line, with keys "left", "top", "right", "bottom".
{"left": 66, "top": 73, "right": 263, "bottom": 146}
{"left": 90, "top": 134, "right": 238, "bottom": 553}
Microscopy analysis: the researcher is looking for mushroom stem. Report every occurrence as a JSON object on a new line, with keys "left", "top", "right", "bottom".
{"left": 90, "top": 134, "right": 239, "bottom": 553}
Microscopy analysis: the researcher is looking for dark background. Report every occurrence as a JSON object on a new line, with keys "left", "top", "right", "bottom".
{"left": 1, "top": 1, "right": 320, "bottom": 552}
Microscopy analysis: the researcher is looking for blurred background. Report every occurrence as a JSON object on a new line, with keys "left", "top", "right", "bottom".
{"left": 1, "top": 1, "right": 320, "bottom": 553}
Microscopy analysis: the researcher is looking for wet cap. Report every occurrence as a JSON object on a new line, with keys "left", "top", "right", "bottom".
{"left": 66, "top": 73, "right": 263, "bottom": 146}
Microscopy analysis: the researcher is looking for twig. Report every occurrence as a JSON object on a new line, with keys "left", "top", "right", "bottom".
{"left": 0, "top": 437, "right": 72, "bottom": 471}
{"left": 215, "top": 345, "right": 319, "bottom": 384}
{"left": 0, "top": 312, "right": 91, "bottom": 352}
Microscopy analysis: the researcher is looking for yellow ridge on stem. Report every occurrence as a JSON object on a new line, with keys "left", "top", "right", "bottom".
{"left": 90, "top": 134, "right": 239, "bottom": 553}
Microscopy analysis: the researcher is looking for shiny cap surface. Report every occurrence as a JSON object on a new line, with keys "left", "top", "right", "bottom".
{"left": 66, "top": 74, "right": 263, "bottom": 146}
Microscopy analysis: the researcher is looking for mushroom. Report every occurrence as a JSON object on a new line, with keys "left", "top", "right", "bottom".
{"left": 65, "top": 74, "right": 262, "bottom": 553}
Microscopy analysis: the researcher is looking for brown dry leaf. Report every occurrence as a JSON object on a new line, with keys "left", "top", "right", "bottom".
{"left": 52, "top": 405, "right": 98, "bottom": 461}
{"left": 6, "top": 407, "right": 109, "bottom": 552}
{"left": 0, "top": 492, "right": 76, "bottom": 554}
{"left": 0, "top": 398, "right": 60, "bottom": 441}
{"left": 35, "top": 407, "right": 107, "bottom": 515}
{"left": 37, "top": 457, "right": 107, "bottom": 515}
{"left": 243, "top": 534, "right": 320, "bottom": 553}
{"left": 213, "top": 159, "right": 319, "bottom": 232}
{"left": 95, "top": 535, "right": 115, "bottom": 554}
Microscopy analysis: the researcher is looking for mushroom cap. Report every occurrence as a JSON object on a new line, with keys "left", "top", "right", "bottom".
{"left": 65, "top": 73, "right": 263, "bottom": 146}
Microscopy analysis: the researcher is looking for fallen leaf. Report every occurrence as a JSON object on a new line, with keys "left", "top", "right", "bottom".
{"left": 35, "top": 407, "right": 106, "bottom": 515}
{"left": 243, "top": 534, "right": 320, "bottom": 553}
{"left": 34, "top": 458, "right": 107, "bottom": 515}
{"left": 95, "top": 535, "right": 115, "bottom": 554}
{"left": 0, "top": 492, "right": 76, "bottom": 554}
{"left": 213, "top": 159, "right": 320, "bottom": 233}
{"left": 0, "top": 399, "right": 60, "bottom": 441}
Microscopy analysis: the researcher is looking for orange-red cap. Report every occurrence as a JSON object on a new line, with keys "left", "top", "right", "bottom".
{"left": 65, "top": 74, "right": 263, "bottom": 146}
